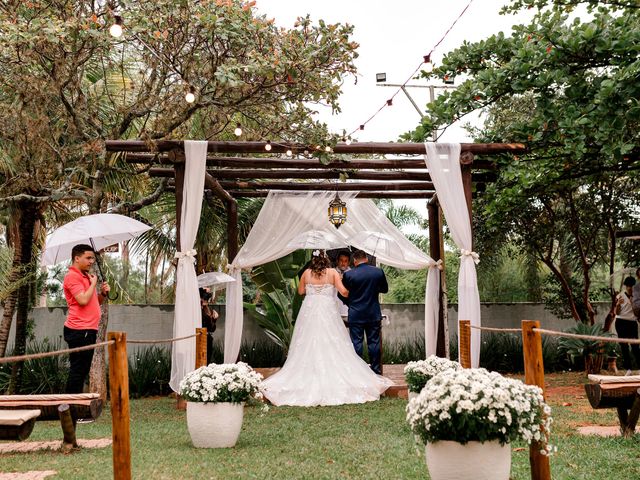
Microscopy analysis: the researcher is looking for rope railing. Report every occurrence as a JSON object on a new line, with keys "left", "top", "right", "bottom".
{"left": 127, "top": 332, "right": 201, "bottom": 344}
{"left": 0, "top": 340, "right": 115, "bottom": 364}
{"left": 533, "top": 327, "right": 640, "bottom": 345}
{"left": 469, "top": 325, "right": 522, "bottom": 333}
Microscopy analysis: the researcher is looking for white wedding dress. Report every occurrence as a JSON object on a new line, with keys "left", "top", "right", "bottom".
{"left": 260, "top": 283, "right": 393, "bottom": 407}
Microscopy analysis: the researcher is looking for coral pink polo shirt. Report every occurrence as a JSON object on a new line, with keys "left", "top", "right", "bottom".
{"left": 63, "top": 266, "right": 100, "bottom": 330}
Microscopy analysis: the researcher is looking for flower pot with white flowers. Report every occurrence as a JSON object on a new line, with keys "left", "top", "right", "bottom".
{"left": 179, "top": 362, "right": 263, "bottom": 448}
{"left": 406, "top": 368, "right": 553, "bottom": 480}
{"left": 404, "top": 355, "right": 462, "bottom": 401}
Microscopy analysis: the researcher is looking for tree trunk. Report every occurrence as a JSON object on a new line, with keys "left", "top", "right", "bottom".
{"left": 0, "top": 214, "right": 21, "bottom": 357}
{"left": 120, "top": 240, "right": 130, "bottom": 293}
{"left": 8, "top": 202, "right": 37, "bottom": 394}
{"left": 89, "top": 299, "right": 109, "bottom": 402}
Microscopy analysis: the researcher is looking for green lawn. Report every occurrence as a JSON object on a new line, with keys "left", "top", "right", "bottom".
{"left": 1, "top": 376, "right": 640, "bottom": 479}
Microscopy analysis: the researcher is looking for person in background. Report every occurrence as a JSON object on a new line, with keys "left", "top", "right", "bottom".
{"left": 63, "top": 244, "right": 110, "bottom": 394}
{"left": 199, "top": 287, "right": 218, "bottom": 364}
{"left": 615, "top": 276, "right": 640, "bottom": 375}
{"left": 334, "top": 251, "right": 351, "bottom": 322}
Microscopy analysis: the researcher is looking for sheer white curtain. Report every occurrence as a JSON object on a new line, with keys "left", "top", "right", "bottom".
{"left": 424, "top": 142, "right": 481, "bottom": 367}
{"left": 169, "top": 140, "right": 207, "bottom": 391}
{"left": 224, "top": 190, "right": 440, "bottom": 362}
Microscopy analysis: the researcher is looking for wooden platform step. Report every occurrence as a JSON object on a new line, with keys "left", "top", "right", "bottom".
{"left": 254, "top": 364, "right": 408, "bottom": 400}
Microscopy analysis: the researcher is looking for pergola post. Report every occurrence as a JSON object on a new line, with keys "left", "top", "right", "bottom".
{"left": 428, "top": 195, "right": 448, "bottom": 358}
{"left": 226, "top": 199, "right": 239, "bottom": 263}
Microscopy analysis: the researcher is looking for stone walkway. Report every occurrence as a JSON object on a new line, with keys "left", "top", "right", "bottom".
{"left": 0, "top": 438, "right": 111, "bottom": 455}
{"left": 0, "top": 472, "right": 56, "bottom": 480}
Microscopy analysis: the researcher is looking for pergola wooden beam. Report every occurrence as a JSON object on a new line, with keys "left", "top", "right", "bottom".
{"left": 217, "top": 181, "right": 435, "bottom": 191}
{"left": 149, "top": 167, "right": 497, "bottom": 182}
{"left": 127, "top": 153, "right": 497, "bottom": 170}
{"left": 106, "top": 140, "right": 526, "bottom": 155}
{"left": 227, "top": 190, "right": 436, "bottom": 199}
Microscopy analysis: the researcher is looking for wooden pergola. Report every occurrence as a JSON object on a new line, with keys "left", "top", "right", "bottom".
{"left": 105, "top": 140, "right": 526, "bottom": 356}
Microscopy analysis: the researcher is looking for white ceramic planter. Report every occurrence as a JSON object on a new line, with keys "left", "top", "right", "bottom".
{"left": 425, "top": 439, "right": 511, "bottom": 480}
{"left": 186, "top": 401, "right": 244, "bottom": 448}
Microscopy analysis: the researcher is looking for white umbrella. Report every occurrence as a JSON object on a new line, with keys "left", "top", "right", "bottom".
{"left": 286, "top": 229, "right": 346, "bottom": 250}
{"left": 347, "top": 230, "right": 402, "bottom": 258}
{"left": 42, "top": 213, "right": 152, "bottom": 266}
{"left": 197, "top": 271, "right": 236, "bottom": 288}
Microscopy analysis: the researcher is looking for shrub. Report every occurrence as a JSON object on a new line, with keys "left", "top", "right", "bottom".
{"left": 128, "top": 346, "right": 172, "bottom": 398}
{"left": 179, "top": 362, "right": 263, "bottom": 403}
{"left": 0, "top": 339, "right": 68, "bottom": 394}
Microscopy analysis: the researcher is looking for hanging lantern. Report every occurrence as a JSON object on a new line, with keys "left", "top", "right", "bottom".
{"left": 328, "top": 193, "right": 347, "bottom": 229}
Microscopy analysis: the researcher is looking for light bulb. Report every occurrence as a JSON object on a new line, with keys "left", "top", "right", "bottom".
{"left": 424, "top": 62, "right": 434, "bottom": 73}
{"left": 109, "top": 16, "right": 123, "bottom": 38}
{"left": 345, "top": 138, "right": 352, "bottom": 146}
{"left": 185, "top": 91, "right": 196, "bottom": 103}
{"left": 265, "top": 141, "right": 272, "bottom": 151}
{"left": 234, "top": 124, "right": 242, "bottom": 137}
{"left": 286, "top": 149, "right": 292, "bottom": 156}
{"left": 325, "top": 146, "right": 332, "bottom": 152}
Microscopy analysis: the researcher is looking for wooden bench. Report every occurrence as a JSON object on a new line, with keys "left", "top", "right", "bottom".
{"left": 585, "top": 374, "right": 640, "bottom": 437}
{"left": 0, "top": 393, "right": 103, "bottom": 421}
{"left": 0, "top": 409, "right": 41, "bottom": 441}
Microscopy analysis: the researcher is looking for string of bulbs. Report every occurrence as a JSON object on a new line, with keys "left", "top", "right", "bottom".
{"left": 346, "top": 0, "right": 475, "bottom": 138}
{"left": 107, "top": 0, "right": 472, "bottom": 153}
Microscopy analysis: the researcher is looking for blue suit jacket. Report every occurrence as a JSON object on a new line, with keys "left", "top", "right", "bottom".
{"left": 341, "top": 263, "right": 388, "bottom": 325}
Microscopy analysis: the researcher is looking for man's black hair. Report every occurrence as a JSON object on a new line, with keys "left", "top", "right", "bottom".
{"left": 71, "top": 244, "right": 94, "bottom": 261}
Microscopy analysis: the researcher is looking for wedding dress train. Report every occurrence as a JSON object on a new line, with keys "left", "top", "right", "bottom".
{"left": 260, "top": 284, "right": 393, "bottom": 407}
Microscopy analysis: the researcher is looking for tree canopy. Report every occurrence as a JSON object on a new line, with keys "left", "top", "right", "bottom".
{"left": 407, "top": 0, "right": 640, "bottom": 323}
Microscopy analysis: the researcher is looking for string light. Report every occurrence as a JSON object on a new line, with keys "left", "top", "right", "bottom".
{"left": 346, "top": 0, "right": 474, "bottom": 136}
{"left": 265, "top": 140, "right": 272, "bottom": 151}
{"left": 185, "top": 86, "right": 196, "bottom": 104}
{"left": 109, "top": 15, "right": 123, "bottom": 38}
{"left": 234, "top": 124, "right": 243, "bottom": 137}
{"left": 325, "top": 146, "right": 332, "bottom": 153}
{"left": 345, "top": 138, "right": 352, "bottom": 146}
{"left": 286, "top": 149, "right": 293, "bottom": 156}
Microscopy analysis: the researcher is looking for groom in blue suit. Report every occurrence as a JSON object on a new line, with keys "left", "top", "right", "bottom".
{"left": 340, "top": 249, "right": 388, "bottom": 375}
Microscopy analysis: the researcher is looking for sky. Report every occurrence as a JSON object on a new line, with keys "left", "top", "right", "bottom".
{"left": 255, "top": 0, "right": 535, "bottom": 232}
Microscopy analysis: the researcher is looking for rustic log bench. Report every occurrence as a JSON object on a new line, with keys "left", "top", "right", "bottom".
{"left": 585, "top": 374, "right": 640, "bottom": 437}
{"left": 0, "top": 409, "right": 41, "bottom": 441}
{"left": 0, "top": 393, "right": 103, "bottom": 421}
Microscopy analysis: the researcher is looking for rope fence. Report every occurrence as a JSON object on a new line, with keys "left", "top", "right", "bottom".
{"left": 128, "top": 332, "right": 200, "bottom": 345}
{"left": 0, "top": 332, "right": 203, "bottom": 363}
{"left": 0, "top": 340, "right": 115, "bottom": 364}
{"left": 465, "top": 323, "right": 640, "bottom": 344}
{"left": 533, "top": 327, "right": 640, "bottom": 345}
{"left": 469, "top": 325, "right": 522, "bottom": 333}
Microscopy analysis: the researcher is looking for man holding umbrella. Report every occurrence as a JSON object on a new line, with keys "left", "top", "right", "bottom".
{"left": 63, "top": 244, "right": 110, "bottom": 394}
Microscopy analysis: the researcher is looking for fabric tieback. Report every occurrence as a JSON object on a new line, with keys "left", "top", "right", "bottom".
{"left": 429, "top": 259, "right": 444, "bottom": 271}
{"left": 175, "top": 249, "right": 197, "bottom": 261}
{"left": 460, "top": 249, "right": 480, "bottom": 264}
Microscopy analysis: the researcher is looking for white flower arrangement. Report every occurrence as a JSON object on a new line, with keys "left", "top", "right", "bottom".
{"left": 404, "top": 355, "right": 462, "bottom": 393}
{"left": 406, "top": 368, "right": 553, "bottom": 452}
{"left": 179, "top": 362, "right": 264, "bottom": 404}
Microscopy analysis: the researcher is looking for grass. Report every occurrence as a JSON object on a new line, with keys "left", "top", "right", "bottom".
{"left": 1, "top": 373, "right": 639, "bottom": 479}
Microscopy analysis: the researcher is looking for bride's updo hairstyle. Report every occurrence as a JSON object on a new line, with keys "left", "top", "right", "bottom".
{"left": 309, "top": 250, "right": 331, "bottom": 276}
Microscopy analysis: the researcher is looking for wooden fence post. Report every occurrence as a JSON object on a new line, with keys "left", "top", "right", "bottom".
{"left": 108, "top": 331, "right": 131, "bottom": 480}
{"left": 195, "top": 328, "right": 208, "bottom": 369}
{"left": 459, "top": 320, "right": 471, "bottom": 368}
{"left": 522, "top": 320, "right": 551, "bottom": 480}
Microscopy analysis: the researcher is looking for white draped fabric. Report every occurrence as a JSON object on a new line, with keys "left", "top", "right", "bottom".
{"left": 169, "top": 141, "right": 207, "bottom": 392}
{"left": 424, "top": 142, "right": 481, "bottom": 367}
{"left": 224, "top": 190, "right": 439, "bottom": 363}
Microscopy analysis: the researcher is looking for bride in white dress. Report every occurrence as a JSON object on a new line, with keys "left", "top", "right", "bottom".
{"left": 261, "top": 251, "right": 393, "bottom": 407}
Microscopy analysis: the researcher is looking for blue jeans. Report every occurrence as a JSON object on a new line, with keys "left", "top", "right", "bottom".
{"left": 348, "top": 322, "right": 382, "bottom": 374}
